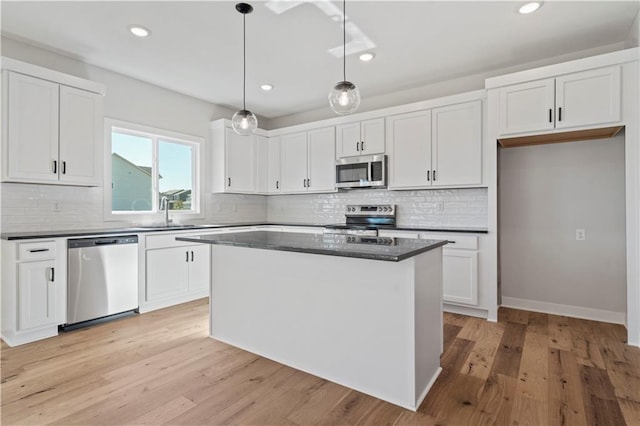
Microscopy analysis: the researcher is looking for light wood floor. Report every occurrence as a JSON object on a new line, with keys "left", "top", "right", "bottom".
{"left": 2, "top": 298, "right": 639, "bottom": 425}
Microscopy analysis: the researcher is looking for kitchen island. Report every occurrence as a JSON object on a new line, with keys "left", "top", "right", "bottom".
{"left": 176, "top": 231, "right": 447, "bottom": 410}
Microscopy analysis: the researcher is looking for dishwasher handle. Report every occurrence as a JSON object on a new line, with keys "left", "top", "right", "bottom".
{"left": 94, "top": 239, "right": 118, "bottom": 245}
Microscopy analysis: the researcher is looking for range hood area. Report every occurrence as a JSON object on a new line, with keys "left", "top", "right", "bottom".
{"left": 498, "top": 125, "right": 624, "bottom": 148}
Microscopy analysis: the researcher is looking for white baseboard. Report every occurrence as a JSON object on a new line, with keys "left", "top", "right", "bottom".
{"left": 443, "top": 303, "right": 488, "bottom": 319}
{"left": 501, "top": 296, "right": 626, "bottom": 325}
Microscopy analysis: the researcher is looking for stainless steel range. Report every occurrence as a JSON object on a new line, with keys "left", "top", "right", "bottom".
{"left": 324, "top": 204, "right": 396, "bottom": 236}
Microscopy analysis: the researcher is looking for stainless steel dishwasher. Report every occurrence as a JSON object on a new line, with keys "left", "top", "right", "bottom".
{"left": 66, "top": 235, "right": 138, "bottom": 329}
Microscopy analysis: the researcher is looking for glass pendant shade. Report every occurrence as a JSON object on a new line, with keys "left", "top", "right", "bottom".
{"left": 329, "top": 81, "right": 361, "bottom": 115}
{"left": 231, "top": 109, "right": 258, "bottom": 136}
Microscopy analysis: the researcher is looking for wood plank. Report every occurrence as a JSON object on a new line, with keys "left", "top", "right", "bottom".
{"left": 516, "top": 331, "right": 549, "bottom": 401}
{"left": 458, "top": 318, "right": 504, "bottom": 380}
{"left": 548, "top": 314, "right": 573, "bottom": 351}
{"left": 548, "top": 349, "right": 588, "bottom": 426}
{"left": 468, "top": 373, "right": 517, "bottom": 425}
{"left": 490, "top": 322, "right": 526, "bottom": 378}
{"left": 580, "top": 364, "right": 627, "bottom": 426}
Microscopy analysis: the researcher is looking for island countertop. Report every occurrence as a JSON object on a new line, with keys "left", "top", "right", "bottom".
{"left": 176, "top": 230, "right": 448, "bottom": 262}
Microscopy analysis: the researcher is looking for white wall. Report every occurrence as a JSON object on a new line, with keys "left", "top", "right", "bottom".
{"left": 268, "top": 188, "right": 487, "bottom": 229}
{"left": 498, "top": 135, "right": 627, "bottom": 319}
{"left": 0, "top": 37, "right": 267, "bottom": 232}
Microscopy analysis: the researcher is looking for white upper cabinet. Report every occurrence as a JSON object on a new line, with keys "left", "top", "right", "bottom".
{"left": 307, "top": 127, "right": 336, "bottom": 192}
{"left": 266, "top": 137, "right": 281, "bottom": 194}
{"left": 280, "top": 132, "right": 308, "bottom": 193}
{"left": 210, "top": 121, "right": 259, "bottom": 194}
{"left": 431, "top": 100, "right": 482, "bottom": 186}
{"left": 280, "top": 127, "right": 336, "bottom": 194}
{"left": 387, "top": 100, "right": 482, "bottom": 189}
{"left": 387, "top": 110, "right": 432, "bottom": 189}
{"left": 336, "top": 118, "right": 385, "bottom": 158}
{"left": 256, "top": 135, "right": 268, "bottom": 194}
{"left": 58, "top": 85, "right": 103, "bottom": 185}
{"left": 3, "top": 71, "right": 103, "bottom": 186}
{"left": 498, "top": 65, "right": 621, "bottom": 137}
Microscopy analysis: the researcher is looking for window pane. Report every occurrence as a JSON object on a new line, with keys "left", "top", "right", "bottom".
{"left": 112, "top": 132, "right": 153, "bottom": 211}
{"left": 158, "top": 140, "right": 193, "bottom": 211}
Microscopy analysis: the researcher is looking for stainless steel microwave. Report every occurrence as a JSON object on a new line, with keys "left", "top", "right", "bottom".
{"left": 335, "top": 154, "right": 387, "bottom": 189}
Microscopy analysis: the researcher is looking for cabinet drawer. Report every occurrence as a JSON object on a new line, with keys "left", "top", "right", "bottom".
{"left": 418, "top": 233, "right": 478, "bottom": 250}
{"left": 145, "top": 230, "right": 224, "bottom": 250}
{"left": 18, "top": 241, "right": 56, "bottom": 261}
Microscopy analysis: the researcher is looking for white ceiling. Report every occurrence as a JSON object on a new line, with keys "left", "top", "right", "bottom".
{"left": 1, "top": 1, "right": 638, "bottom": 119}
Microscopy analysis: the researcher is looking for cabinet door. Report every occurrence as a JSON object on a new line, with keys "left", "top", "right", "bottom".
{"left": 187, "top": 245, "right": 210, "bottom": 294}
{"left": 225, "top": 128, "right": 256, "bottom": 193}
{"left": 58, "top": 85, "right": 103, "bottom": 186}
{"left": 386, "top": 110, "right": 431, "bottom": 189}
{"left": 555, "top": 66, "right": 621, "bottom": 130}
{"left": 498, "top": 78, "right": 555, "bottom": 136}
{"left": 146, "top": 247, "right": 189, "bottom": 302}
{"left": 432, "top": 101, "right": 482, "bottom": 187}
{"left": 6, "top": 72, "right": 59, "bottom": 183}
{"left": 18, "top": 260, "right": 57, "bottom": 331}
{"left": 267, "top": 137, "right": 281, "bottom": 194}
{"left": 360, "top": 118, "right": 385, "bottom": 155}
{"left": 336, "top": 122, "right": 360, "bottom": 158}
{"left": 442, "top": 250, "right": 478, "bottom": 305}
{"left": 280, "top": 132, "right": 308, "bottom": 193}
{"left": 307, "top": 127, "right": 336, "bottom": 192}
{"left": 256, "top": 135, "right": 268, "bottom": 194}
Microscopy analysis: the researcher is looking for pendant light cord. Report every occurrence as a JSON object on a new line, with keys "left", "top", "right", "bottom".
{"left": 343, "top": 0, "right": 346, "bottom": 82}
{"left": 243, "top": 11, "right": 247, "bottom": 111}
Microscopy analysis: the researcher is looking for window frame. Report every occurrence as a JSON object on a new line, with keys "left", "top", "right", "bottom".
{"left": 104, "top": 118, "right": 204, "bottom": 222}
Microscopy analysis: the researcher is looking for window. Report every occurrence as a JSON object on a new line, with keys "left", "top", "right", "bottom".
{"left": 104, "top": 119, "right": 202, "bottom": 219}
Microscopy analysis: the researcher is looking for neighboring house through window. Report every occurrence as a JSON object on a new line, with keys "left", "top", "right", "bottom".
{"left": 104, "top": 118, "right": 202, "bottom": 220}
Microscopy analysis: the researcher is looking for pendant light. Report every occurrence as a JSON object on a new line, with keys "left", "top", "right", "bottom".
{"left": 328, "top": 0, "right": 360, "bottom": 115}
{"left": 232, "top": 2, "right": 258, "bottom": 136}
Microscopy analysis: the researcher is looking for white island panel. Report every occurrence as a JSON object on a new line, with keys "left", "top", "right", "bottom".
{"left": 210, "top": 244, "right": 443, "bottom": 410}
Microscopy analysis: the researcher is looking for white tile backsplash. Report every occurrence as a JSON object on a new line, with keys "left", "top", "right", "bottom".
{"left": 0, "top": 183, "right": 268, "bottom": 233}
{"left": 1, "top": 183, "right": 486, "bottom": 233}
{"left": 267, "top": 188, "right": 488, "bottom": 228}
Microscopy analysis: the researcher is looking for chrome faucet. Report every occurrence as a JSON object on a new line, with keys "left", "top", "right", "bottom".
{"left": 160, "top": 196, "right": 172, "bottom": 226}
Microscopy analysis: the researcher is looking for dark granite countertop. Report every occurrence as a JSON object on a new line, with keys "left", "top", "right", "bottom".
{"left": 1, "top": 222, "right": 488, "bottom": 241}
{"left": 176, "top": 230, "right": 448, "bottom": 262}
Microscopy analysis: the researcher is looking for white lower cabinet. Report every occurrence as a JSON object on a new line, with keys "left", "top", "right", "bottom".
{"left": 141, "top": 232, "right": 211, "bottom": 312}
{"left": 18, "top": 260, "right": 57, "bottom": 331}
{"left": 2, "top": 239, "right": 66, "bottom": 347}
{"left": 378, "top": 230, "right": 480, "bottom": 309}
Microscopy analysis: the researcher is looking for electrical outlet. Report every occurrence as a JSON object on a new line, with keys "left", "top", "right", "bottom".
{"left": 52, "top": 201, "right": 61, "bottom": 212}
{"left": 436, "top": 202, "right": 444, "bottom": 212}
{"left": 576, "top": 229, "right": 586, "bottom": 241}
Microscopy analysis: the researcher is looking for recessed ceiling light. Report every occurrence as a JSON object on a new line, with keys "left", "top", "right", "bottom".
{"left": 519, "top": 2, "right": 542, "bottom": 14}
{"left": 359, "top": 52, "right": 375, "bottom": 62}
{"left": 128, "top": 25, "right": 151, "bottom": 37}
{"left": 261, "top": 84, "right": 274, "bottom": 91}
